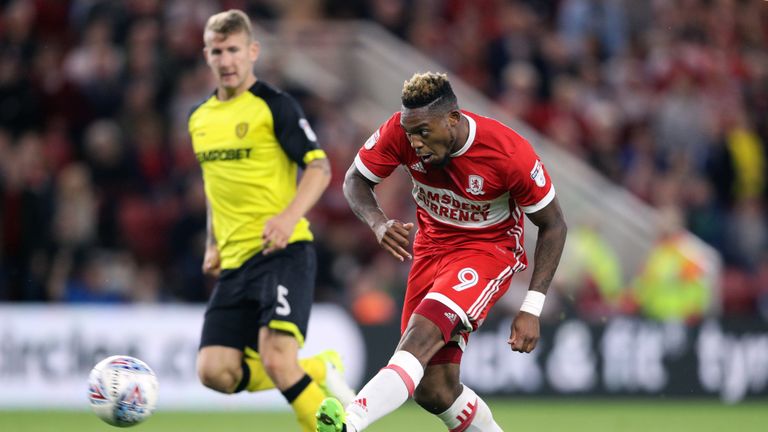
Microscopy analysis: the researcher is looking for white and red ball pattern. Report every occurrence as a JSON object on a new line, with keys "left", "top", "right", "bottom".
{"left": 87, "top": 355, "right": 159, "bottom": 427}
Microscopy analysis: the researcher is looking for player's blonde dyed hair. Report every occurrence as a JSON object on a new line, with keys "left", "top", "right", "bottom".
{"left": 401, "top": 72, "right": 457, "bottom": 111}
{"left": 205, "top": 9, "right": 253, "bottom": 40}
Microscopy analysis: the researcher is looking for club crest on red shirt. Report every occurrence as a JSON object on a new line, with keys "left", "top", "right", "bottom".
{"left": 466, "top": 175, "right": 485, "bottom": 195}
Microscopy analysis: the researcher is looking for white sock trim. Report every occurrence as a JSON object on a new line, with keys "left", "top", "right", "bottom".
{"left": 438, "top": 385, "right": 476, "bottom": 428}
{"left": 344, "top": 351, "right": 424, "bottom": 431}
{"left": 438, "top": 385, "right": 502, "bottom": 432}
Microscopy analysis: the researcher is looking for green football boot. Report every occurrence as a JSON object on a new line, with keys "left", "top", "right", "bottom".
{"left": 316, "top": 397, "right": 345, "bottom": 432}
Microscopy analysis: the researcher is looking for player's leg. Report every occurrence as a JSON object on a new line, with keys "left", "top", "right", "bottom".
{"left": 412, "top": 349, "right": 463, "bottom": 414}
{"left": 415, "top": 348, "right": 502, "bottom": 431}
{"left": 261, "top": 242, "right": 353, "bottom": 432}
{"left": 317, "top": 313, "right": 446, "bottom": 432}
{"left": 436, "top": 384, "right": 501, "bottom": 432}
{"left": 239, "top": 347, "right": 349, "bottom": 401}
{"left": 417, "top": 250, "right": 511, "bottom": 431}
{"left": 195, "top": 344, "right": 345, "bottom": 396}
{"left": 317, "top": 255, "right": 450, "bottom": 432}
{"left": 197, "top": 266, "right": 252, "bottom": 394}
{"left": 196, "top": 345, "right": 338, "bottom": 394}
{"left": 197, "top": 244, "right": 353, "bottom": 408}
{"left": 195, "top": 261, "right": 283, "bottom": 394}
{"left": 259, "top": 326, "right": 327, "bottom": 432}
{"left": 196, "top": 345, "right": 243, "bottom": 393}
{"left": 318, "top": 251, "right": 513, "bottom": 432}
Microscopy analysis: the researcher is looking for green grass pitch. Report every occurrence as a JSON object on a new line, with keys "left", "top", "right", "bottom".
{"left": 2, "top": 399, "right": 766, "bottom": 432}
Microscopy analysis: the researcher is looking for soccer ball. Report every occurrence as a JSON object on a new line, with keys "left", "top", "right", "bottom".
{"left": 87, "top": 355, "right": 159, "bottom": 427}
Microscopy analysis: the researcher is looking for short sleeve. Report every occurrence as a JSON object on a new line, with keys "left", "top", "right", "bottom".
{"left": 354, "top": 113, "right": 407, "bottom": 183}
{"left": 508, "top": 137, "right": 556, "bottom": 214}
{"left": 271, "top": 94, "right": 325, "bottom": 168}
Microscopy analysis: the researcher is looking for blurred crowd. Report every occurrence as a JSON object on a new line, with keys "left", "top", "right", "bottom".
{"left": 0, "top": 0, "right": 766, "bottom": 324}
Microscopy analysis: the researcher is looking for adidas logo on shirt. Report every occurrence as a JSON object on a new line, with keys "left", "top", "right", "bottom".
{"left": 410, "top": 162, "right": 427, "bottom": 173}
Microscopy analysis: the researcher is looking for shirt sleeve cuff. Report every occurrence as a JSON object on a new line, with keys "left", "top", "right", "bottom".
{"left": 520, "top": 185, "right": 556, "bottom": 214}
{"left": 354, "top": 154, "right": 384, "bottom": 183}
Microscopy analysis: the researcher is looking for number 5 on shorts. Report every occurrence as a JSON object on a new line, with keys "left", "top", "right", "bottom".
{"left": 452, "top": 268, "right": 478, "bottom": 292}
{"left": 276, "top": 285, "right": 291, "bottom": 316}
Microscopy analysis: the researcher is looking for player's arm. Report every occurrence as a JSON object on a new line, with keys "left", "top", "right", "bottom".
{"left": 263, "top": 157, "right": 331, "bottom": 254}
{"left": 508, "top": 196, "right": 567, "bottom": 353}
{"left": 343, "top": 164, "right": 413, "bottom": 261}
{"left": 262, "top": 92, "right": 332, "bottom": 254}
{"left": 202, "top": 197, "right": 221, "bottom": 277}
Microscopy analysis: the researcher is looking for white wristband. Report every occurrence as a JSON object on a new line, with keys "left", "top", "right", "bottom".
{"left": 519, "top": 291, "right": 546, "bottom": 317}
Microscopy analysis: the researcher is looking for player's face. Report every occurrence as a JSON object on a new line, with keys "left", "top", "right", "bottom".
{"left": 204, "top": 30, "right": 259, "bottom": 94}
{"left": 401, "top": 107, "right": 461, "bottom": 167}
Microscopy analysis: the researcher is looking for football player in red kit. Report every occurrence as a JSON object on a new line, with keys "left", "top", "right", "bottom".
{"left": 317, "top": 72, "right": 567, "bottom": 432}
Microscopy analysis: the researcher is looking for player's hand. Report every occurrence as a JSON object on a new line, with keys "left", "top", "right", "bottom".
{"left": 202, "top": 243, "right": 221, "bottom": 277}
{"left": 508, "top": 312, "right": 540, "bottom": 353}
{"left": 373, "top": 220, "right": 414, "bottom": 261}
{"left": 262, "top": 212, "right": 299, "bottom": 255}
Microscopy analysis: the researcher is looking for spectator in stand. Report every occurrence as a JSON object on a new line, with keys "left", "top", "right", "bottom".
{"left": 554, "top": 224, "right": 624, "bottom": 321}
{"left": 630, "top": 206, "right": 712, "bottom": 322}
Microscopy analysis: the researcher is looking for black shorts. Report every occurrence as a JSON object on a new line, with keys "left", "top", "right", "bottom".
{"left": 199, "top": 241, "right": 317, "bottom": 352}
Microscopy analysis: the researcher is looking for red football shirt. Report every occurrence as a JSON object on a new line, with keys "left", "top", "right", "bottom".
{"left": 355, "top": 110, "right": 555, "bottom": 270}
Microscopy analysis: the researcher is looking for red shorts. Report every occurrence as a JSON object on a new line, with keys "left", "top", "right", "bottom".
{"left": 403, "top": 249, "right": 516, "bottom": 363}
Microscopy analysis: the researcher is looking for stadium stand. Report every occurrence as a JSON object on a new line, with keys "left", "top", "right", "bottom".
{"left": 0, "top": 0, "right": 765, "bottom": 323}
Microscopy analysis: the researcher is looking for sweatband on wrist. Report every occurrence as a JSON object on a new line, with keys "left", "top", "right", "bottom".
{"left": 519, "top": 291, "right": 546, "bottom": 317}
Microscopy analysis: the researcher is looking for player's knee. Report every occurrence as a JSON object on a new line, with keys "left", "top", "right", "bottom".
{"left": 197, "top": 362, "right": 238, "bottom": 394}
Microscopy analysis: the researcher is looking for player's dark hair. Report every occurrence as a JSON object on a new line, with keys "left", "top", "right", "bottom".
{"left": 401, "top": 72, "right": 458, "bottom": 114}
{"left": 205, "top": 9, "right": 254, "bottom": 41}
